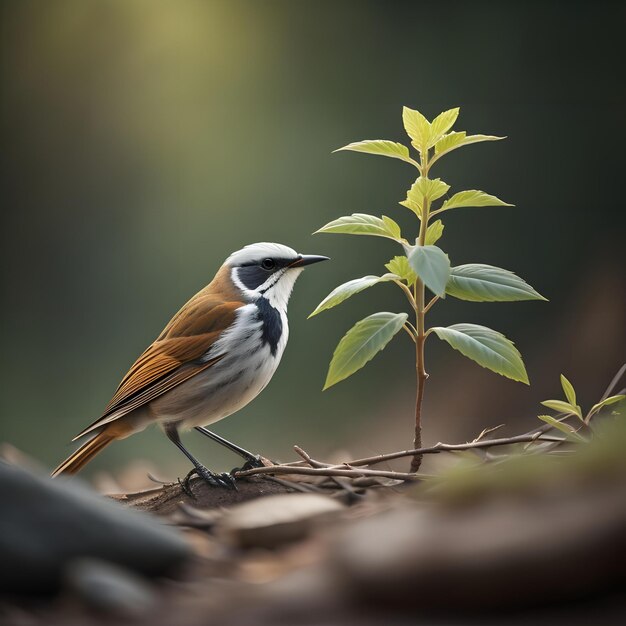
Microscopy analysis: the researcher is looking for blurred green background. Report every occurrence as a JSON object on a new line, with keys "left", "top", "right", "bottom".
{"left": 1, "top": 0, "right": 624, "bottom": 481}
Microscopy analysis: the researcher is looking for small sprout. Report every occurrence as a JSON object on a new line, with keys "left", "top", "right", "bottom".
{"left": 536, "top": 374, "right": 625, "bottom": 439}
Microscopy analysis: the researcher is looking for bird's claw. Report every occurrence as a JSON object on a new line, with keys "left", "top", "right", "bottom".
{"left": 216, "top": 472, "right": 238, "bottom": 490}
{"left": 179, "top": 473, "right": 196, "bottom": 499}
{"left": 181, "top": 465, "right": 237, "bottom": 495}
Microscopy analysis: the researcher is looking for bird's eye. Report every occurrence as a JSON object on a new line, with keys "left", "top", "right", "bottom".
{"left": 261, "top": 258, "right": 276, "bottom": 271}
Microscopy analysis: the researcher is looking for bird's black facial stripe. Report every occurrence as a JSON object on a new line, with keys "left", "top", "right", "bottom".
{"left": 237, "top": 266, "right": 271, "bottom": 291}
{"left": 236, "top": 257, "right": 294, "bottom": 291}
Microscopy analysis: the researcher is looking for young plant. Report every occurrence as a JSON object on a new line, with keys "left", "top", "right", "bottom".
{"left": 310, "top": 106, "right": 546, "bottom": 472}
{"left": 537, "top": 373, "right": 625, "bottom": 441}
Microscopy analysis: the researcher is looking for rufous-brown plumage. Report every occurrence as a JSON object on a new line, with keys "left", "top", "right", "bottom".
{"left": 54, "top": 267, "right": 244, "bottom": 474}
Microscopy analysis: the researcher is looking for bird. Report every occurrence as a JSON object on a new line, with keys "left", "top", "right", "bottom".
{"left": 52, "top": 242, "right": 329, "bottom": 488}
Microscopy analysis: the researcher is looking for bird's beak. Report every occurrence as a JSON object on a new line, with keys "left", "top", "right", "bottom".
{"left": 290, "top": 254, "right": 330, "bottom": 267}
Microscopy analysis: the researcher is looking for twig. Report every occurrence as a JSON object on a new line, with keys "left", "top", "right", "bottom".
{"left": 262, "top": 475, "right": 322, "bottom": 494}
{"left": 146, "top": 473, "right": 170, "bottom": 485}
{"left": 234, "top": 432, "right": 565, "bottom": 483}
{"left": 522, "top": 431, "right": 544, "bottom": 452}
{"left": 294, "top": 445, "right": 326, "bottom": 468}
{"left": 294, "top": 445, "right": 362, "bottom": 499}
{"left": 342, "top": 433, "right": 565, "bottom": 468}
{"left": 472, "top": 424, "right": 505, "bottom": 443}
{"left": 234, "top": 464, "right": 423, "bottom": 482}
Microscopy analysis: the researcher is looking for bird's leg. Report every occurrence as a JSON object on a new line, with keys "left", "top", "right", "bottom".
{"left": 164, "top": 424, "right": 236, "bottom": 491}
{"left": 230, "top": 457, "right": 266, "bottom": 474}
{"left": 193, "top": 426, "right": 265, "bottom": 472}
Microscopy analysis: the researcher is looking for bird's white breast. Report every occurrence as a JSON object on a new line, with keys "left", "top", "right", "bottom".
{"left": 149, "top": 303, "right": 289, "bottom": 429}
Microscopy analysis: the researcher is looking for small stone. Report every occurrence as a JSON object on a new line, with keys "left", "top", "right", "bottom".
{"left": 64, "top": 558, "right": 157, "bottom": 617}
{"left": 218, "top": 493, "right": 343, "bottom": 548}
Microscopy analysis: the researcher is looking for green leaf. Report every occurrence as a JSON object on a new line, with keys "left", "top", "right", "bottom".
{"left": 385, "top": 256, "right": 417, "bottom": 285}
{"left": 446, "top": 264, "right": 546, "bottom": 302}
{"left": 402, "top": 106, "right": 430, "bottom": 151}
{"left": 399, "top": 197, "right": 422, "bottom": 216}
{"left": 408, "top": 245, "right": 451, "bottom": 297}
{"left": 413, "top": 177, "right": 451, "bottom": 202}
{"left": 309, "top": 274, "right": 397, "bottom": 317}
{"left": 401, "top": 177, "right": 450, "bottom": 217}
{"left": 333, "top": 140, "right": 416, "bottom": 166}
{"left": 537, "top": 415, "right": 585, "bottom": 442}
{"left": 438, "top": 190, "right": 513, "bottom": 213}
{"left": 431, "top": 323, "right": 529, "bottom": 384}
{"left": 434, "top": 131, "right": 467, "bottom": 154}
{"left": 560, "top": 374, "right": 577, "bottom": 406}
{"left": 588, "top": 395, "right": 626, "bottom": 417}
{"left": 540, "top": 400, "right": 582, "bottom": 419}
{"left": 425, "top": 219, "right": 445, "bottom": 246}
{"left": 315, "top": 213, "right": 403, "bottom": 241}
{"left": 382, "top": 215, "right": 401, "bottom": 237}
{"left": 428, "top": 108, "right": 460, "bottom": 147}
{"left": 324, "top": 312, "right": 408, "bottom": 389}
{"left": 434, "top": 133, "right": 505, "bottom": 157}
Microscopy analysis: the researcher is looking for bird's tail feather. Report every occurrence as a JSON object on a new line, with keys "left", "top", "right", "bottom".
{"left": 51, "top": 428, "right": 116, "bottom": 477}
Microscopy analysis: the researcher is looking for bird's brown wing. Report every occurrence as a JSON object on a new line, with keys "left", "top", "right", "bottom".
{"left": 73, "top": 299, "right": 242, "bottom": 440}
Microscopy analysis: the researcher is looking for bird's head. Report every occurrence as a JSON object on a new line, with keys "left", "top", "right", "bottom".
{"left": 226, "top": 242, "right": 329, "bottom": 310}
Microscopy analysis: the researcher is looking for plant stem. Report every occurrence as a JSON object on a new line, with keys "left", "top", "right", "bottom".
{"left": 394, "top": 280, "right": 417, "bottom": 306}
{"left": 402, "top": 324, "right": 417, "bottom": 343}
{"left": 411, "top": 150, "right": 430, "bottom": 473}
{"left": 423, "top": 295, "right": 439, "bottom": 314}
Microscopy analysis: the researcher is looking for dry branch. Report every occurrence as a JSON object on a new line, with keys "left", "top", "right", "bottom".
{"left": 233, "top": 430, "right": 565, "bottom": 483}
{"left": 234, "top": 463, "right": 422, "bottom": 482}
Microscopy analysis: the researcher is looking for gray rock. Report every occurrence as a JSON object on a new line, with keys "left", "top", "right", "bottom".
{"left": 0, "top": 462, "right": 190, "bottom": 594}
{"left": 64, "top": 558, "right": 157, "bottom": 617}
{"left": 218, "top": 493, "right": 343, "bottom": 548}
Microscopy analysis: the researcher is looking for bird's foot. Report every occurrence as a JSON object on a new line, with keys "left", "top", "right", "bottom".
{"left": 215, "top": 471, "right": 238, "bottom": 490}
{"left": 181, "top": 464, "right": 237, "bottom": 497}
{"left": 231, "top": 454, "right": 267, "bottom": 474}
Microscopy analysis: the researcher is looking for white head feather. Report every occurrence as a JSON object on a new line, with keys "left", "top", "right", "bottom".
{"left": 226, "top": 242, "right": 298, "bottom": 267}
